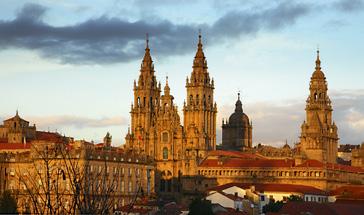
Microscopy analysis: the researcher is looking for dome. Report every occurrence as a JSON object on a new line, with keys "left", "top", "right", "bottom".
{"left": 312, "top": 70, "right": 325, "bottom": 79}
{"left": 228, "top": 112, "right": 250, "bottom": 126}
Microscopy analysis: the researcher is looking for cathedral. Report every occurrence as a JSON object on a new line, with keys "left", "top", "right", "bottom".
{"left": 124, "top": 33, "right": 363, "bottom": 196}
{"left": 124, "top": 33, "right": 217, "bottom": 193}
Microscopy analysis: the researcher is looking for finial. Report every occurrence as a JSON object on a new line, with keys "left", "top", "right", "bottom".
{"left": 166, "top": 76, "right": 169, "bottom": 85}
{"left": 238, "top": 90, "right": 241, "bottom": 101}
{"left": 198, "top": 29, "right": 202, "bottom": 44}
{"left": 146, "top": 33, "right": 149, "bottom": 49}
{"left": 16, "top": 109, "right": 19, "bottom": 116}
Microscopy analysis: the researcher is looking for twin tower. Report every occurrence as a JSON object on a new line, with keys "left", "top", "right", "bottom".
{"left": 125, "top": 34, "right": 217, "bottom": 192}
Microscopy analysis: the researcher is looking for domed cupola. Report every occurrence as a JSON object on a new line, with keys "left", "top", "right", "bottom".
{"left": 228, "top": 93, "right": 249, "bottom": 125}
{"left": 222, "top": 92, "right": 253, "bottom": 151}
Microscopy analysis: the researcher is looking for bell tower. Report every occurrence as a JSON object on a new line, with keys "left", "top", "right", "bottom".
{"left": 300, "top": 50, "right": 338, "bottom": 163}
{"left": 126, "top": 35, "right": 161, "bottom": 155}
{"left": 183, "top": 32, "right": 217, "bottom": 164}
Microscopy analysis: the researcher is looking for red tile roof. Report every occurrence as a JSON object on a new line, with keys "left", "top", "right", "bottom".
{"left": 0, "top": 143, "right": 31, "bottom": 150}
{"left": 329, "top": 185, "right": 364, "bottom": 200}
{"left": 275, "top": 201, "right": 364, "bottom": 215}
{"left": 35, "top": 131, "right": 64, "bottom": 143}
{"left": 297, "top": 160, "right": 363, "bottom": 173}
{"left": 209, "top": 183, "right": 327, "bottom": 196}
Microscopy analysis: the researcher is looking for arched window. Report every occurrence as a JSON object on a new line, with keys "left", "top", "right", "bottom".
{"left": 189, "top": 95, "right": 193, "bottom": 105}
{"left": 196, "top": 94, "right": 199, "bottom": 105}
{"left": 137, "top": 97, "right": 140, "bottom": 106}
{"left": 163, "top": 147, "right": 168, "bottom": 160}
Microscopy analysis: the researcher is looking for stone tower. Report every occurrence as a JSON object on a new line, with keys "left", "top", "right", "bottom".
{"left": 222, "top": 93, "right": 252, "bottom": 151}
{"left": 183, "top": 33, "right": 217, "bottom": 170}
{"left": 300, "top": 50, "right": 338, "bottom": 164}
{"left": 126, "top": 36, "right": 161, "bottom": 156}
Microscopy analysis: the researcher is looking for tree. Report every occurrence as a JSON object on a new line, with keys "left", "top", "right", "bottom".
{"left": 188, "top": 197, "right": 213, "bottom": 215}
{"left": 0, "top": 190, "right": 18, "bottom": 214}
{"left": 15, "top": 141, "right": 118, "bottom": 215}
{"left": 287, "top": 195, "right": 303, "bottom": 202}
{"left": 262, "top": 200, "right": 284, "bottom": 213}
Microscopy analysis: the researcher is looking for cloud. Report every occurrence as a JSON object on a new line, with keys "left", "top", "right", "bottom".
{"left": 217, "top": 89, "right": 364, "bottom": 147}
{"left": 25, "top": 115, "right": 127, "bottom": 129}
{"left": 333, "top": 0, "right": 364, "bottom": 12}
{"left": 0, "top": 2, "right": 312, "bottom": 65}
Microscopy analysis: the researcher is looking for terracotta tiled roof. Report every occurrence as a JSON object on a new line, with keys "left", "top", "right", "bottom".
{"left": 215, "top": 208, "right": 248, "bottom": 215}
{"left": 199, "top": 158, "right": 294, "bottom": 168}
{"left": 329, "top": 185, "right": 364, "bottom": 200}
{"left": 0, "top": 143, "right": 31, "bottom": 150}
{"left": 209, "top": 183, "right": 327, "bottom": 196}
{"left": 275, "top": 201, "right": 364, "bottom": 215}
{"left": 35, "top": 131, "right": 64, "bottom": 143}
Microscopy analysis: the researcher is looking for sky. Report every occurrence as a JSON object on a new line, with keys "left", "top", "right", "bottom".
{"left": 0, "top": 0, "right": 364, "bottom": 147}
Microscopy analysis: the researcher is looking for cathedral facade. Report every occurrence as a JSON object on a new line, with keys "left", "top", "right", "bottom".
{"left": 124, "top": 34, "right": 217, "bottom": 193}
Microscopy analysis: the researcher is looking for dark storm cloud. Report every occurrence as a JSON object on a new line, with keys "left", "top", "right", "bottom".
{"left": 0, "top": 2, "right": 323, "bottom": 64}
{"left": 0, "top": 2, "right": 311, "bottom": 64}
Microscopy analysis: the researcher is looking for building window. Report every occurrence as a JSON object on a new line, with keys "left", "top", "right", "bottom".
{"left": 260, "top": 195, "right": 265, "bottom": 201}
{"left": 162, "top": 132, "right": 168, "bottom": 142}
{"left": 163, "top": 147, "right": 168, "bottom": 160}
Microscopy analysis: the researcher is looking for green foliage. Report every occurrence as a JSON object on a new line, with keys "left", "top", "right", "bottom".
{"left": 188, "top": 197, "right": 213, "bottom": 215}
{"left": 0, "top": 190, "right": 18, "bottom": 214}
{"left": 262, "top": 200, "right": 284, "bottom": 213}
{"left": 287, "top": 195, "right": 303, "bottom": 202}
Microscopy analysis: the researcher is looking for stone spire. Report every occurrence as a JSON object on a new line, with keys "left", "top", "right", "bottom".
{"left": 142, "top": 33, "right": 153, "bottom": 70}
{"left": 164, "top": 76, "right": 170, "bottom": 96}
{"left": 193, "top": 31, "right": 207, "bottom": 69}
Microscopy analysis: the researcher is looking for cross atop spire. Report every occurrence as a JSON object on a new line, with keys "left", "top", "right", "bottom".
{"left": 146, "top": 33, "right": 149, "bottom": 50}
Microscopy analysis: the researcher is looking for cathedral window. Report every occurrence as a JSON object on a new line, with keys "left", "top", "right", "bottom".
{"left": 163, "top": 147, "right": 168, "bottom": 160}
{"left": 196, "top": 95, "right": 199, "bottom": 105}
{"left": 189, "top": 95, "right": 193, "bottom": 105}
{"left": 143, "top": 97, "right": 146, "bottom": 106}
{"left": 162, "top": 132, "right": 168, "bottom": 142}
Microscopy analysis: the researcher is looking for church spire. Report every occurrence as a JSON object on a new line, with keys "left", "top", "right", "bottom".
{"left": 312, "top": 49, "right": 325, "bottom": 80}
{"left": 193, "top": 30, "right": 207, "bottom": 68}
{"left": 164, "top": 76, "right": 170, "bottom": 95}
{"left": 142, "top": 33, "right": 152, "bottom": 65}
{"left": 315, "top": 49, "right": 321, "bottom": 71}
